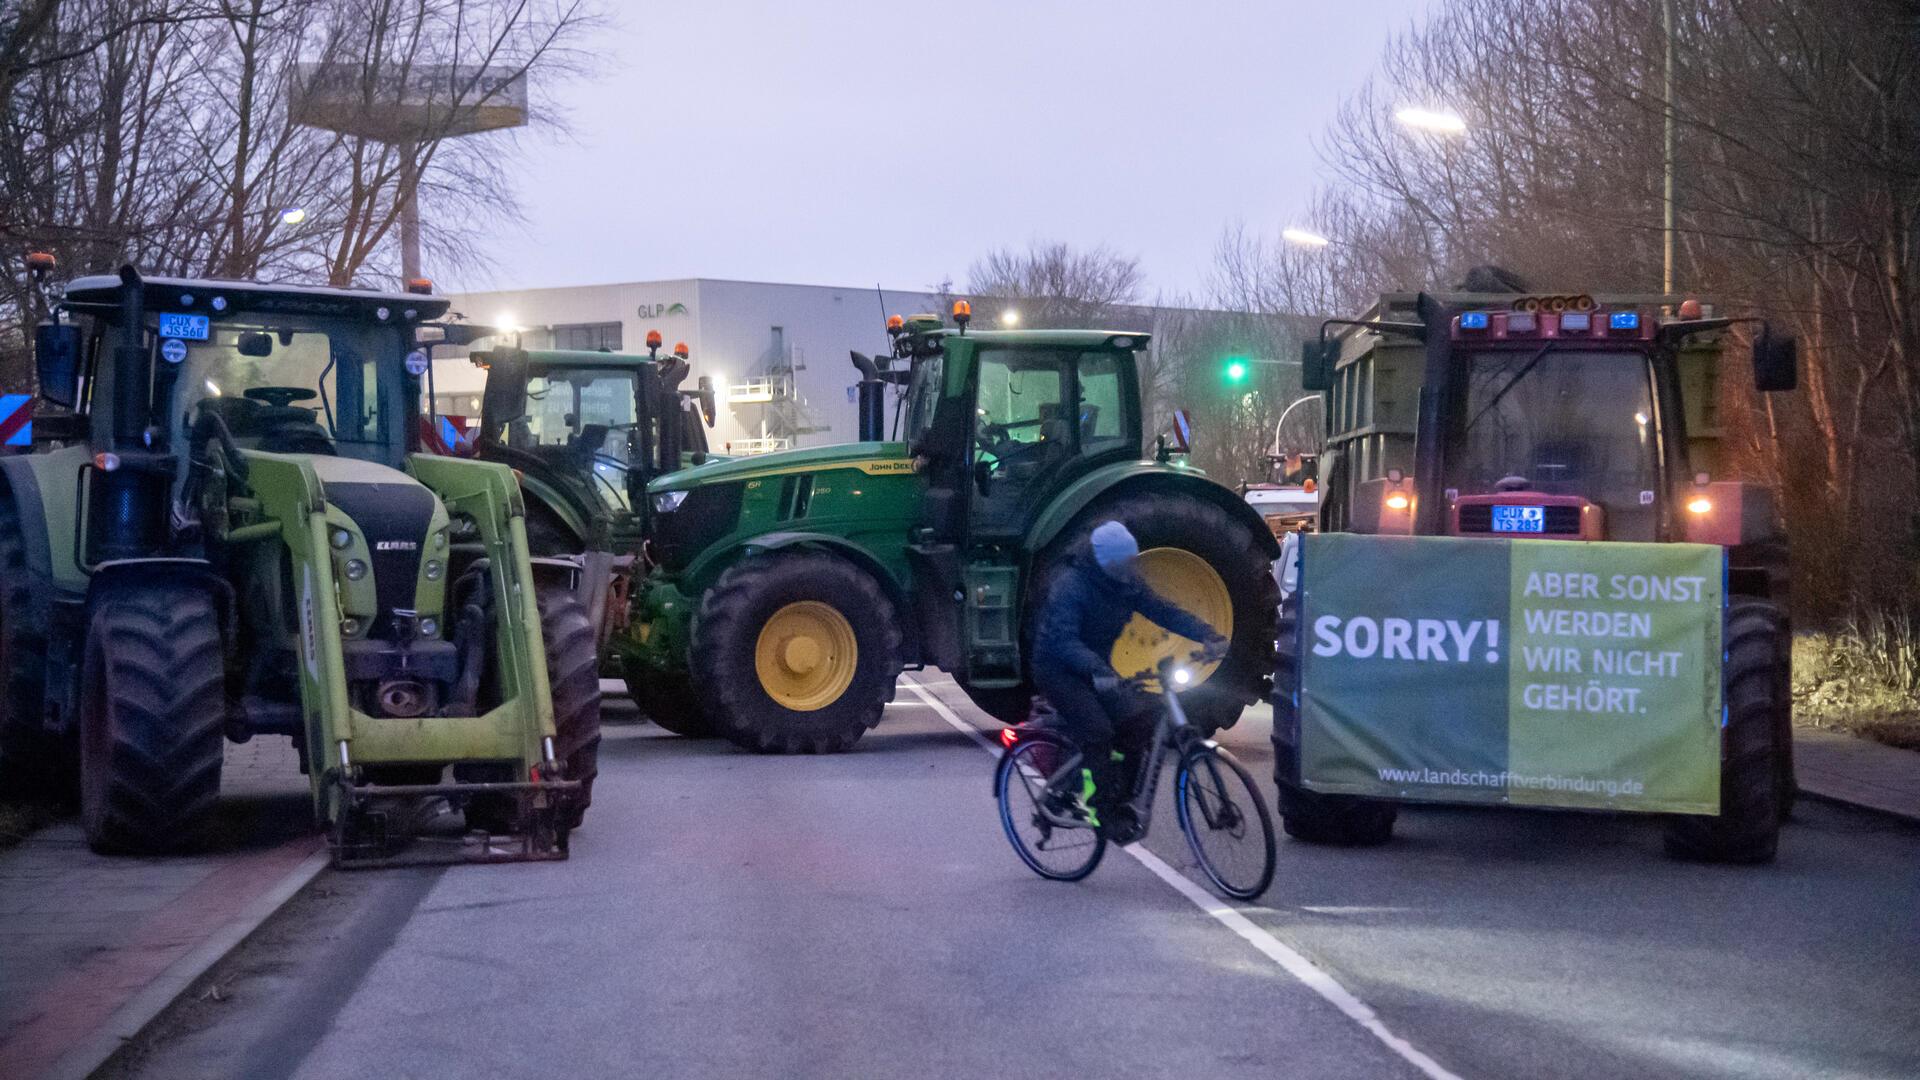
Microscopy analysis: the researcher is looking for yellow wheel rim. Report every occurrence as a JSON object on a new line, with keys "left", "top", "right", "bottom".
{"left": 755, "top": 601, "right": 859, "bottom": 711}
{"left": 1109, "top": 547, "right": 1234, "bottom": 693}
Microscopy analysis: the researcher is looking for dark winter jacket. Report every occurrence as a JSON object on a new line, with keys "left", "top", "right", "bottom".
{"left": 1031, "top": 554, "right": 1218, "bottom": 681}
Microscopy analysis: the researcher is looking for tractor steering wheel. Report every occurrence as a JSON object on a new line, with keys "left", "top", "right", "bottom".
{"left": 245, "top": 386, "right": 318, "bottom": 409}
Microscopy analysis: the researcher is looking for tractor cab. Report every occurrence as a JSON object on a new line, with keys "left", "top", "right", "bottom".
{"left": 462, "top": 337, "right": 717, "bottom": 553}
{"left": 892, "top": 309, "right": 1148, "bottom": 545}
{"left": 1310, "top": 290, "right": 1796, "bottom": 599}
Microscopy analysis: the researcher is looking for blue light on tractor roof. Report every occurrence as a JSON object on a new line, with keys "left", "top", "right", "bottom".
{"left": 1609, "top": 311, "right": 1641, "bottom": 330}
{"left": 1460, "top": 311, "right": 1490, "bottom": 330}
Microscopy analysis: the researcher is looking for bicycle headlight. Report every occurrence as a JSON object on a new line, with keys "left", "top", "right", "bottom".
{"left": 1173, "top": 667, "right": 1192, "bottom": 686}
{"left": 652, "top": 490, "right": 690, "bottom": 514}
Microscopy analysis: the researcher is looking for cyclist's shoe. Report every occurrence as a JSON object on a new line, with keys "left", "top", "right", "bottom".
{"left": 1043, "top": 768, "right": 1101, "bottom": 828}
{"left": 1100, "top": 806, "right": 1146, "bottom": 846}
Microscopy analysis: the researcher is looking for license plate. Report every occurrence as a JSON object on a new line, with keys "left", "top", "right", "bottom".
{"left": 159, "top": 312, "right": 210, "bottom": 341}
{"left": 1491, "top": 505, "right": 1545, "bottom": 533}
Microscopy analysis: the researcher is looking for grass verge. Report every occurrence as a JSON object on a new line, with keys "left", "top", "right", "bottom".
{"left": 1794, "top": 614, "right": 1920, "bottom": 752}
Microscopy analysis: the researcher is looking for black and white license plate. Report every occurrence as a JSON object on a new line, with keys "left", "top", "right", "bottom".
{"left": 1491, "top": 505, "right": 1546, "bottom": 533}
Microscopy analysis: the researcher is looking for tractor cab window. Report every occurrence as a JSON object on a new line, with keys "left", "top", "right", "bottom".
{"left": 904, "top": 351, "right": 944, "bottom": 449}
{"left": 153, "top": 315, "right": 409, "bottom": 469}
{"left": 1077, "top": 351, "right": 1130, "bottom": 455}
{"left": 510, "top": 368, "right": 639, "bottom": 511}
{"left": 1447, "top": 349, "right": 1661, "bottom": 540}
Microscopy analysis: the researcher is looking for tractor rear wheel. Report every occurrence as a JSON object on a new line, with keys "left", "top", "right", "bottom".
{"left": 1664, "top": 599, "right": 1786, "bottom": 864}
{"left": 625, "top": 672, "right": 717, "bottom": 738}
{"left": 1271, "top": 598, "right": 1397, "bottom": 846}
{"left": 694, "top": 553, "right": 901, "bottom": 754}
{"left": 1039, "top": 490, "right": 1278, "bottom": 736}
{"left": 0, "top": 497, "right": 56, "bottom": 801}
{"left": 78, "top": 584, "right": 226, "bottom": 854}
{"left": 539, "top": 588, "right": 602, "bottom": 832}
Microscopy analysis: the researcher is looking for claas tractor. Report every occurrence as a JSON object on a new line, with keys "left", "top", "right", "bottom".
{"left": 449, "top": 332, "right": 719, "bottom": 737}
{"left": 622, "top": 303, "right": 1281, "bottom": 753}
{"left": 1275, "top": 287, "right": 1797, "bottom": 862}
{"left": 0, "top": 264, "right": 599, "bottom": 865}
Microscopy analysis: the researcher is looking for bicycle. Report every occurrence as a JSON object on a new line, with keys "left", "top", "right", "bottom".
{"left": 994, "top": 652, "right": 1277, "bottom": 900}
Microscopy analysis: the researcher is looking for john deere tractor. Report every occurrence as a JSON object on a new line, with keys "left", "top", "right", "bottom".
{"left": 622, "top": 305, "right": 1281, "bottom": 753}
{"left": 1276, "top": 287, "right": 1796, "bottom": 861}
{"left": 0, "top": 264, "right": 599, "bottom": 864}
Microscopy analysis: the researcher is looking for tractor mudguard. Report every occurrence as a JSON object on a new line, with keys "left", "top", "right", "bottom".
{"left": 739, "top": 530, "right": 912, "bottom": 605}
{"left": 0, "top": 445, "right": 90, "bottom": 598}
{"left": 1024, "top": 462, "right": 1282, "bottom": 560}
{"left": 518, "top": 471, "right": 593, "bottom": 547}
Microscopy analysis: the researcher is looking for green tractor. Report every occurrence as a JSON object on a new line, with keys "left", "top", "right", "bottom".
{"left": 620, "top": 304, "right": 1282, "bottom": 753}
{"left": 457, "top": 332, "right": 719, "bottom": 735}
{"left": 0, "top": 264, "right": 599, "bottom": 865}
{"left": 1277, "top": 287, "right": 1796, "bottom": 861}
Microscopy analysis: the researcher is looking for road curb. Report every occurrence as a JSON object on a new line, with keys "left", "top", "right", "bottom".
{"left": 41, "top": 847, "right": 330, "bottom": 1080}
{"left": 1795, "top": 785, "right": 1920, "bottom": 826}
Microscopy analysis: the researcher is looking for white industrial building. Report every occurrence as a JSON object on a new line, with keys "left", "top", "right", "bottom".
{"left": 437, "top": 278, "right": 946, "bottom": 453}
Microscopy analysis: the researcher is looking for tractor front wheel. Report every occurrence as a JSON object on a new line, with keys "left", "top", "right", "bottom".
{"left": 625, "top": 672, "right": 717, "bottom": 738}
{"left": 539, "top": 588, "right": 602, "bottom": 832}
{"left": 694, "top": 553, "right": 901, "bottom": 754}
{"left": 1663, "top": 599, "right": 1787, "bottom": 864}
{"left": 79, "top": 584, "right": 226, "bottom": 854}
{"left": 0, "top": 497, "right": 57, "bottom": 801}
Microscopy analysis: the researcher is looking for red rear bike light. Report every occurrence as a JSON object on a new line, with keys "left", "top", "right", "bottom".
{"left": 999, "top": 728, "right": 1019, "bottom": 748}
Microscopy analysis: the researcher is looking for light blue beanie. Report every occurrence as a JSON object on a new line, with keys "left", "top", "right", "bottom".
{"left": 1091, "top": 521, "right": 1139, "bottom": 572}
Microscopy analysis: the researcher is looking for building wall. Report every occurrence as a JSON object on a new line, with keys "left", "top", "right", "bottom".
{"left": 441, "top": 278, "right": 940, "bottom": 450}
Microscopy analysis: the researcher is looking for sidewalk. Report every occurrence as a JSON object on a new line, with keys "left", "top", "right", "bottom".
{"left": 1794, "top": 727, "right": 1920, "bottom": 823}
{"left": 0, "top": 737, "right": 323, "bottom": 1080}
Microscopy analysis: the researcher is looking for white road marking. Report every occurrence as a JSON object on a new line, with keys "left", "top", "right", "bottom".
{"left": 901, "top": 675, "right": 1465, "bottom": 1080}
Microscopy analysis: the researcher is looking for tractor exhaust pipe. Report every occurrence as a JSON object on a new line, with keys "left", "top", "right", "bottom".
{"left": 851, "top": 351, "right": 885, "bottom": 442}
{"left": 94, "top": 265, "right": 168, "bottom": 562}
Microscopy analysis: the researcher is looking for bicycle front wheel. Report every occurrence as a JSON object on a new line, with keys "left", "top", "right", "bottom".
{"left": 997, "top": 740, "right": 1106, "bottom": 882}
{"left": 1176, "top": 744, "right": 1276, "bottom": 900}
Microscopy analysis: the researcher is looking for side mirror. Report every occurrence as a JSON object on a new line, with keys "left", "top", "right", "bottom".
{"left": 1752, "top": 328, "right": 1797, "bottom": 393}
{"left": 693, "top": 377, "right": 718, "bottom": 426}
{"left": 237, "top": 331, "right": 275, "bottom": 357}
{"left": 34, "top": 322, "right": 82, "bottom": 408}
{"left": 481, "top": 346, "right": 529, "bottom": 429}
{"left": 1300, "top": 338, "right": 1335, "bottom": 392}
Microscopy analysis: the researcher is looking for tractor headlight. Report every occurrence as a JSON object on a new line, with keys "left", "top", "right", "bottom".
{"left": 344, "top": 559, "right": 368, "bottom": 581}
{"left": 418, "top": 616, "right": 439, "bottom": 637}
{"left": 340, "top": 616, "right": 361, "bottom": 636}
{"left": 330, "top": 527, "right": 353, "bottom": 550}
{"left": 424, "top": 559, "right": 444, "bottom": 581}
{"left": 653, "top": 490, "right": 689, "bottom": 514}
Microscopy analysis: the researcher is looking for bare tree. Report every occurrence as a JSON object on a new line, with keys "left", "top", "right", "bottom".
{"left": 965, "top": 240, "right": 1145, "bottom": 329}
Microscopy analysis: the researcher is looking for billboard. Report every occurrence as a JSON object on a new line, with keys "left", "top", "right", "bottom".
{"left": 1294, "top": 533, "right": 1724, "bottom": 815}
{"left": 291, "top": 62, "right": 527, "bottom": 142}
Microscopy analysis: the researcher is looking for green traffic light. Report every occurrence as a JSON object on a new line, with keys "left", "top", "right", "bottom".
{"left": 1225, "top": 359, "right": 1249, "bottom": 382}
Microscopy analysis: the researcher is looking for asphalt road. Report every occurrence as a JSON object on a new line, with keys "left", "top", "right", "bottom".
{"left": 108, "top": 679, "right": 1920, "bottom": 1080}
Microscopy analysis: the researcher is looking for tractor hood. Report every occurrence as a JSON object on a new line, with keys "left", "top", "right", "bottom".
{"left": 648, "top": 441, "right": 911, "bottom": 495}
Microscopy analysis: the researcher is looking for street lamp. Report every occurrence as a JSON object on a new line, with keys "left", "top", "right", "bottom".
{"left": 279, "top": 207, "right": 307, "bottom": 226}
{"left": 1282, "top": 227, "right": 1331, "bottom": 248}
{"left": 1393, "top": 107, "right": 1467, "bottom": 134}
{"left": 999, "top": 308, "right": 1020, "bottom": 327}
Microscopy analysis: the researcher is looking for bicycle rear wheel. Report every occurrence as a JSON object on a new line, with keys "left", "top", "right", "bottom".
{"left": 1176, "top": 745, "right": 1276, "bottom": 900}
{"left": 996, "top": 739, "right": 1106, "bottom": 882}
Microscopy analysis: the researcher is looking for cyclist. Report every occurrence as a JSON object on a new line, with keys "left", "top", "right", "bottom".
{"left": 1031, "top": 521, "right": 1227, "bottom": 827}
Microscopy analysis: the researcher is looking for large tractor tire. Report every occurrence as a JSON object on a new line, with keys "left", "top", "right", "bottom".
{"left": 624, "top": 672, "right": 718, "bottom": 738}
{"left": 0, "top": 497, "right": 56, "bottom": 801}
{"left": 1039, "top": 490, "right": 1278, "bottom": 736}
{"left": 1271, "top": 598, "right": 1397, "bottom": 846}
{"left": 693, "top": 553, "right": 901, "bottom": 754}
{"left": 1664, "top": 599, "right": 1787, "bottom": 864}
{"left": 78, "top": 583, "right": 226, "bottom": 854}
{"left": 539, "top": 588, "right": 602, "bottom": 832}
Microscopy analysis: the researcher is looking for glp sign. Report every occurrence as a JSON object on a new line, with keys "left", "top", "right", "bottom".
{"left": 638, "top": 301, "right": 688, "bottom": 319}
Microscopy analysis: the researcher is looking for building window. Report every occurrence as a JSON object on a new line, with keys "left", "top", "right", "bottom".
{"left": 552, "top": 322, "right": 623, "bottom": 351}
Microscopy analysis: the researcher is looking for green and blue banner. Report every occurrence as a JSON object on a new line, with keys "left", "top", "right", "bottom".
{"left": 1295, "top": 534, "right": 1724, "bottom": 815}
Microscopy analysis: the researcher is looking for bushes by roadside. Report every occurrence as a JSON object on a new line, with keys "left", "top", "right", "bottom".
{"left": 1794, "top": 614, "right": 1920, "bottom": 751}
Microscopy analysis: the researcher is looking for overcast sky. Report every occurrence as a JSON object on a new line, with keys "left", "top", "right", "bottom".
{"left": 447, "top": 0, "right": 1434, "bottom": 298}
